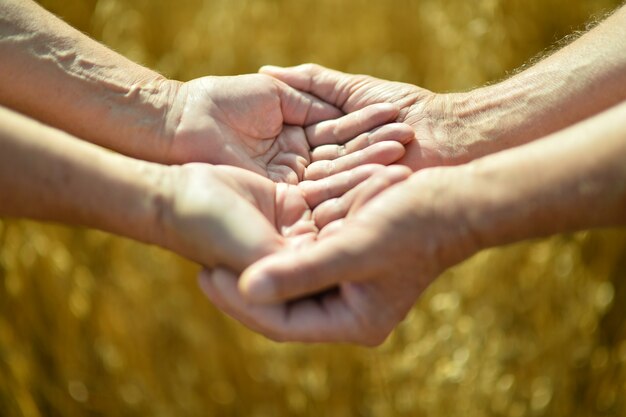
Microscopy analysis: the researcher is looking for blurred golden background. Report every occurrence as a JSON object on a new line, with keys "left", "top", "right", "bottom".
{"left": 1, "top": 0, "right": 626, "bottom": 416}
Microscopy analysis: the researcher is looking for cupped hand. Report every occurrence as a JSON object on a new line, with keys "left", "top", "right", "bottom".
{"left": 166, "top": 74, "right": 415, "bottom": 183}
{"left": 260, "top": 64, "right": 484, "bottom": 171}
{"left": 157, "top": 162, "right": 400, "bottom": 274}
{"left": 198, "top": 166, "right": 479, "bottom": 345}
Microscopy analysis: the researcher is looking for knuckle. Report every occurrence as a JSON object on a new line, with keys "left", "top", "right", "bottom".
{"left": 331, "top": 124, "right": 341, "bottom": 141}
{"left": 398, "top": 123, "right": 415, "bottom": 135}
{"left": 358, "top": 164, "right": 385, "bottom": 177}
{"left": 301, "top": 63, "right": 320, "bottom": 73}
{"left": 324, "top": 160, "right": 337, "bottom": 176}
{"left": 387, "top": 165, "right": 413, "bottom": 180}
{"left": 255, "top": 73, "right": 273, "bottom": 83}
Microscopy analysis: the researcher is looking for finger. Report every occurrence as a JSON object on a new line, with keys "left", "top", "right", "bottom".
{"left": 304, "top": 141, "right": 405, "bottom": 181}
{"left": 312, "top": 198, "right": 350, "bottom": 230}
{"left": 298, "top": 164, "right": 385, "bottom": 208}
{"left": 312, "top": 191, "right": 357, "bottom": 231}
{"left": 261, "top": 63, "right": 356, "bottom": 108}
{"left": 274, "top": 78, "right": 343, "bottom": 126}
{"left": 199, "top": 268, "right": 363, "bottom": 343}
{"left": 312, "top": 165, "right": 412, "bottom": 228}
{"left": 199, "top": 268, "right": 286, "bottom": 337}
{"left": 239, "top": 229, "right": 376, "bottom": 304}
{"left": 311, "top": 123, "right": 415, "bottom": 161}
{"left": 304, "top": 103, "right": 398, "bottom": 147}
{"left": 349, "top": 165, "right": 412, "bottom": 214}
{"left": 318, "top": 219, "right": 345, "bottom": 239}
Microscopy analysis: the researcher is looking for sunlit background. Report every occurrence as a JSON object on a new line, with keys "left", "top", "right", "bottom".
{"left": 1, "top": 0, "right": 626, "bottom": 415}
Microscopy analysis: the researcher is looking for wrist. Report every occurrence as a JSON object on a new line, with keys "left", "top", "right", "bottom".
{"left": 414, "top": 90, "right": 501, "bottom": 167}
{"left": 115, "top": 75, "right": 184, "bottom": 164}
{"left": 403, "top": 166, "right": 482, "bottom": 270}
{"left": 159, "top": 77, "right": 223, "bottom": 165}
{"left": 442, "top": 87, "right": 515, "bottom": 161}
{"left": 457, "top": 80, "right": 536, "bottom": 151}
{"left": 146, "top": 163, "right": 221, "bottom": 267}
{"left": 137, "top": 161, "right": 177, "bottom": 250}
{"left": 439, "top": 72, "right": 570, "bottom": 165}
{"left": 156, "top": 78, "right": 186, "bottom": 163}
{"left": 98, "top": 157, "right": 174, "bottom": 248}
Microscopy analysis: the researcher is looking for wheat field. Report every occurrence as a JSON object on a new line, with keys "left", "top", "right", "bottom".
{"left": 1, "top": 0, "right": 626, "bottom": 416}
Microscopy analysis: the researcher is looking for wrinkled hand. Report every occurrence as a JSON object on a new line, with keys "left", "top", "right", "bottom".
{"left": 260, "top": 64, "right": 483, "bottom": 171}
{"left": 157, "top": 163, "right": 406, "bottom": 275}
{"left": 166, "top": 74, "right": 415, "bottom": 183}
{"left": 198, "top": 166, "right": 479, "bottom": 345}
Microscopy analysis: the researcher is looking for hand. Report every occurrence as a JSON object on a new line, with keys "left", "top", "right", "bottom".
{"left": 260, "top": 64, "right": 487, "bottom": 171}
{"left": 166, "top": 74, "right": 415, "bottom": 183}
{"left": 156, "top": 163, "right": 404, "bottom": 274}
{"left": 197, "top": 166, "right": 478, "bottom": 345}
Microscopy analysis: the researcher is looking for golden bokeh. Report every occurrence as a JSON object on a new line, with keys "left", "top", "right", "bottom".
{"left": 2, "top": 0, "right": 626, "bottom": 415}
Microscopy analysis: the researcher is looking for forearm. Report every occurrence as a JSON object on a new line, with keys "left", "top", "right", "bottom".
{"left": 455, "top": 5, "right": 626, "bottom": 157}
{"left": 0, "top": 105, "right": 167, "bottom": 245}
{"left": 458, "top": 100, "right": 626, "bottom": 251}
{"left": 0, "top": 0, "right": 181, "bottom": 162}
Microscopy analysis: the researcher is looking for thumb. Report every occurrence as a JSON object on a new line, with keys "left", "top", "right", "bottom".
{"left": 261, "top": 63, "right": 355, "bottom": 110}
{"left": 274, "top": 78, "right": 342, "bottom": 125}
{"left": 238, "top": 226, "right": 376, "bottom": 304}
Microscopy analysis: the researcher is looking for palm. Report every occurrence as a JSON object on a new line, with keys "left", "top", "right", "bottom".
{"left": 313, "top": 179, "right": 440, "bottom": 344}
{"left": 163, "top": 163, "right": 388, "bottom": 273}
{"left": 261, "top": 64, "right": 467, "bottom": 170}
{"left": 195, "top": 166, "right": 420, "bottom": 344}
{"left": 168, "top": 74, "right": 410, "bottom": 183}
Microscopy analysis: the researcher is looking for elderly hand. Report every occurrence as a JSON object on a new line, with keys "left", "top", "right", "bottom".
{"left": 259, "top": 64, "right": 495, "bottom": 171}
{"left": 197, "top": 98, "right": 626, "bottom": 345}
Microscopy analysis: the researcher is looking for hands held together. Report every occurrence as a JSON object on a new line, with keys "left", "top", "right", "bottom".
{"left": 196, "top": 60, "right": 626, "bottom": 345}
{"left": 160, "top": 67, "right": 476, "bottom": 345}
{"left": 2, "top": 0, "right": 625, "bottom": 346}
{"left": 160, "top": 72, "right": 422, "bottom": 345}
